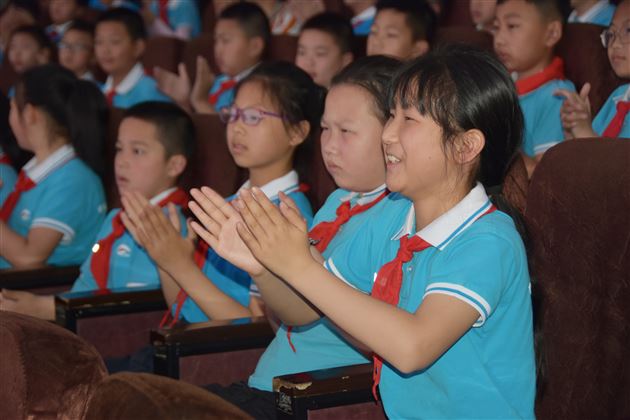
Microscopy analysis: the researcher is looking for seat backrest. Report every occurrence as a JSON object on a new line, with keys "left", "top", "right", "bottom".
{"left": 302, "top": 128, "right": 337, "bottom": 212}
{"left": 0, "top": 60, "right": 18, "bottom": 97}
{"left": 557, "top": 23, "right": 623, "bottom": 115}
{"left": 525, "top": 138, "right": 630, "bottom": 419}
{"left": 435, "top": 25, "right": 493, "bottom": 51}
{"left": 142, "top": 36, "right": 186, "bottom": 76}
{"left": 0, "top": 312, "right": 107, "bottom": 420}
{"left": 187, "top": 113, "right": 245, "bottom": 197}
{"left": 441, "top": 0, "right": 474, "bottom": 26}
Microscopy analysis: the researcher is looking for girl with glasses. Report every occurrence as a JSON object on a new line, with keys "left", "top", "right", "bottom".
{"left": 557, "top": 0, "right": 630, "bottom": 139}
{"left": 120, "top": 61, "right": 324, "bottom": 332}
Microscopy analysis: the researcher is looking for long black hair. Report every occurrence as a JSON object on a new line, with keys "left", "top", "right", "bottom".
{"left": 14, "top": 64, "right": 108, "bottom": 178}
{"left": 235, "top": 61, "right": 326, "bottom": 182}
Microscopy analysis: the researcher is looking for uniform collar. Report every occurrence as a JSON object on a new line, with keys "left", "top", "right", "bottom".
{"left": 239, "top": 170, "right": 299, "bottom": 200}
{"left": 568, "top": 0, "right": 609, "bottom": 22}
{"left": 391, "top": 183, "right": 493, "bottom": 250}
{"left": 49, "top": 21, "right": 72, "bottom": 34}
{"left": 613, "top": 84, "right": 630, "bottom": 103}
{"left": 23, "top": 144, "right": 76, "bottom": 183}
{"left": 81, "top": 70, "right": 95, "bottom": 81}
{"left": 351, "top": 6, "right": 376, "bottom": 26}
{"left": 103, "top": 62, "right": 144, "bottom": 94}
{"left": 233, "top": 63, "right": 259, "bottom": 82}
{"left": 340, "top": 184, "right": 387, "bottom": 206}
{"left": 150, "top": 187, "right": 178, "bottom": 205}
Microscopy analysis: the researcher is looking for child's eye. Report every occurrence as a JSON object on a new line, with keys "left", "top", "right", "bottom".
{"left": 114, "top": 145, "right": 122, "bottom": 153}
{"left": 133, "top": 148, "right": 145, "bottom": 155}
{"left": 320, "top": 125, "right": 329, "bottom": 131}
{"left": 507, "top": 24, "right": 519, "bottom": 30}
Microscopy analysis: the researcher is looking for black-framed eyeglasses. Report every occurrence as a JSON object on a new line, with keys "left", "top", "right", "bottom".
{"left": 219, "top": 106, "right": 287, "bottom": 126}
{"left": 600, "top": 25, "right": 630, "bottom": 48}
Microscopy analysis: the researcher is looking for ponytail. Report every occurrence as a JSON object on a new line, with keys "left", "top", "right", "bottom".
{"left": 15, "top": 64, "right": 108, "bottom": 178}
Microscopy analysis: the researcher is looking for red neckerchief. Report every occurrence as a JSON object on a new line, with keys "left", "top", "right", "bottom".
{"left": 0, "top": 170, "right": 36, "bottom": 222}
{"left": 286, "top": 190, "right": 389, "bottom": 353}
{"left": 90, "top": 188, "right": 189, "bottom": 291}
{"left": 602, "top": 101, "right": 630, "bottom": 138}
{"left": 370, "top": 205, "right": 497, "bottom": 400}
{"left": 158, "top": 0, "right": 170, "bottom": 26}
{"left": 0, "top": 154, "right": 12, "bottom": 166}
{"left": 515, "top": 57, "right": 565, "bottom": 96}
{"left": 208, "top": 78, "right": 237, "bottom": 106}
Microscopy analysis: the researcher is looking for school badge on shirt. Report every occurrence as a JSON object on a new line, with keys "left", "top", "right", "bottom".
{"left": 20, "top": 209, "right": 31, "bottom": 221}
{"left": 116, "top": 244, "right": 132, "bottom": 257}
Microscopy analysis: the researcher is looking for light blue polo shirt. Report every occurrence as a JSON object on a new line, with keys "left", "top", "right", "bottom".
{"left": 0, "top": 145, "right": 106, "bottom": 268}
{"left": 351, "top": 6, "right": 375, "bottom": 36}
{"left": 209, "top": 65, "right": 258, "bottom": 112}
{"left": 568, "top": 1, "right": 615, "bottom": 26}
{"left": 249, "top": 185, "right": 389, "bottom": 392}
{"left": 101, "top": 63, "right": 171, "bottom": 109}
{"left": 0, "top": 148, "right": 17, "bottom": 207}
{"left": 88, "top": 0, "right": 139, "bottom": 11}
{"left": 177, "top": 171, "right": 314, "bottom": 323}
{"left": 71, "top": 189, "right": 188, "bottom": 292}
{"left": 325, "top": 184, "right": 535, "bottom": 419}
{"left": 149, "top": 0, "right": 201, "bottom": 38}
{"left": 519, "top": 78, "right": 575, "bottom": 157}
{"left": 593, "top": 84, "right": 630, "bottom": 138}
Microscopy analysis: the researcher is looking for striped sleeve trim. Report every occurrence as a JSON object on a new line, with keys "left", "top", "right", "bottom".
{"left": 424, "top": 282, "right": 492, "bottom": 327}
{"left": 31, "top": 217, "right": 75, "bottom": 244}
{"left": 533, "top": 141, "right": 560, "bottom": 155}
{"left": 324, "top": 258, "right": 364, "bottom": 293}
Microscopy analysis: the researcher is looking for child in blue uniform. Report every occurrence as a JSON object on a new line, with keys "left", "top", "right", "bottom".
{"left": 122, "top": 62, "right": 322, "bottom": 330}
{"left": 494, "top": 0, "right": 577, "bottom": 175}
{"left": 0, "top": 65, "right": 106, "bottom": 269}
{"left": 233, "top": 46, "right": 536, "bottom": 419}
{"left": 143, "top": 0, "right": 201, "bottom": 39}
{"left": 0, "top": 101, "right": 194, "bottom": 321}
{"left": 95, "top": 7, "right": 171, "bottom": 108}
{"left": 155, "top": 2, "right": 269, "bottom": 114}
{"left": 46, "top": 0, "right": 80, "bottom": 44}
{"left": 558, "top": 0, "right": 630, "bottom": 139}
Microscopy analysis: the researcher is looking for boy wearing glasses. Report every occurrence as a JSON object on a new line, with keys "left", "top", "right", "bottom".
{"left": 493, "top": 0, "right": 576, "bottom": 176}
{"left": 558, "top": 0, "right": 630, "bottom": 139}
{"left": 59, "top": 20, "right": 97, "bottom": 82}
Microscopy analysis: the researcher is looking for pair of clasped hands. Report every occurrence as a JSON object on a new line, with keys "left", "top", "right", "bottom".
{"left": 120, "top": 187, "right": 313, "bottom": 282}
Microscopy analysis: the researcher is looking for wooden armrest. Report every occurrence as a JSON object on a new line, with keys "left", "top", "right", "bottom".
{"left": 274, "top": 363, "right": 376, "bottom": 418}
{"left": 55, "top": 286, "right": 167, "bottom": 332}
{"left": 151, "top": 316, "right": 274, "bottom": 378}
{"left": 0, "top": 265, "right": 80, "bottom": 290}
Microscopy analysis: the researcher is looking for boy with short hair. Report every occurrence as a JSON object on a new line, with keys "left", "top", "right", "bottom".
{"left": 95, "top": 7, "right": 171, "bottom": 108}
{"left": 494, "top": 0, "right": 576, "bottom": 174}
{"left": 0, "top": 101, "right": 194, "bottom": 321}
{"left": 344, "top": 0, "right": 377, "bottom": 35}
{"left": 6, "top": 25, "right": 54, "bottom": 98}
{"left": 367, "top": 0, "right": 436, "bottom": 60}
{"left": 155, "top": 2, "right": 269, "bottom": 114}
{"left": 46, "top": 0, "right": 81, "bottom": 44}
{"left": 568, "top": 0, "right": 616, "bottom": 27}
{"left": 59, "top": 20, "right": 96, "bottom": 81}
{"left": 295, "top": 12, "right": 354, "bottom": 88}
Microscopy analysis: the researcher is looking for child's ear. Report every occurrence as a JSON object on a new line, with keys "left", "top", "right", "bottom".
{"left": 288, "top": 120, "right": 310, "bottom": 147}
{"left": 247, "top": 36, "right": 265, "bottom": 61}
{"left": 409, "top": 40, "right": 430, "bottom": 59}
{"left": 166, "top": 154, "right": 187, "bottom": 179}
{"left": 133, "top": 38, "right": 146, "bottom": 60}
{"left": 544, "top": 20, "right": 562, "bottom": 48}
{"left": 341, "top": 52, "right": 353, "bottom": 68}
{"left": 453, "top": 129, "right": 485, "bottom": 165}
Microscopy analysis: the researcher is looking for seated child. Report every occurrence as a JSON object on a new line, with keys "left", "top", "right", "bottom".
{"left": 494, "top": 0, "right": 576, "bottom": 175}
{"left": 568, "top": 0, "right": 616, "bottom": 27}
{"left": 155, "top": 2, "right": 269, "bottom": 114}
{"left": 295, "top": 12, "right": 354, "bottom": 88}
{"left": 141, "top": 0, "right": 201, "bottom": 40}
{"left": 96, "top": 7, "right": 171, "bottom": 108}
{"left": 367, "top": 0, "right": 436, "bottom": 60}
{"left": 122, "top": 61, "right": 322, "bottom": 332}
{"left": 186, "top": 56, "right": 401, "bottom": 418}
{"left": 231, "top": 45, "right": 536, "bottom": 420}
{"left": 6, "top": 25, "right": 54, "bottom": 98}
{"left": 0, "top": 101, "right": 194, "bottom": 320}
{"left": 0, "top": 65, "right": 107, "bottom": 269}
{"left": 46, "top": 0, "right": 80, "bottom": 44}
{"left": 345, "top": 0, "right": 377, "bottom": 36}
{"left": 59, "top": 20, "right": 97, "bottom": 82}
{"left": 558, "top": 0, "right": 630, "bottom": 138}
{"left": 0, "top": 0, "right": 38, "bottom": 65}
{"left": 470, "top": 0, "right": 498, "bottom": 32}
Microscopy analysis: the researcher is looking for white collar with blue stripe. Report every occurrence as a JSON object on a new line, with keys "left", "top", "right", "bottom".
{"left": 391, "top": 183, "right": 493, "bottom": 250}
{"left": 23, "top": 144, "right": 76, "bottom": 183}
{"left": 103, "top": 62, "right": 144, "bottom": 95}
{"left": 339, "top": 184, "right": 387, "bottom": 206}
{"left": 613, "top": 84, "right": 630, "bottom": 104}
{"left": 239, "top": 170, "right": 300, "bottom": 201}
{"left": 567, "top": 0, "right": 610, "bottom": 22}
{"left": 149, "top": 187, "right": 178, "bottom": 205}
